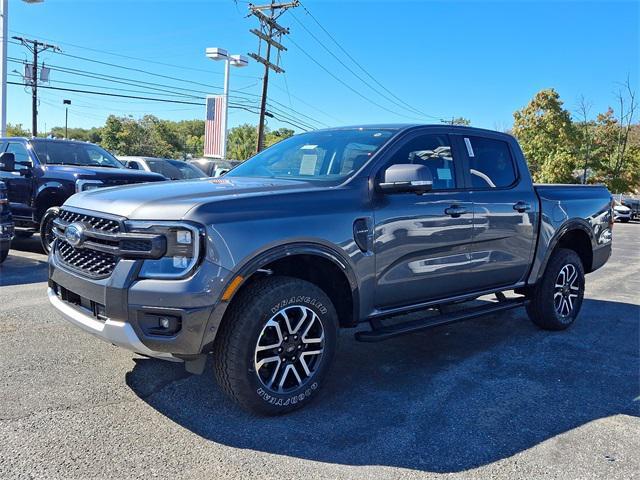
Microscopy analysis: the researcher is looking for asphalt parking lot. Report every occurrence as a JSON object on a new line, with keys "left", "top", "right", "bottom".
{"left": 0, "top": 223, "right": 638, "bottom": 480}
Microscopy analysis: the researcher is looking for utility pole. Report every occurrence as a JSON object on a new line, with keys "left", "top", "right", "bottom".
{"left": 248, "top": 1, "right": 298, "bottom": 152}
{"left": 12, "top": 36, "right": 59, "bottom": 137}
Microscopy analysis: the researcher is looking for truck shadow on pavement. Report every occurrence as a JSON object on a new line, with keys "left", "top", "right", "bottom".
{"left": 0, "top": 236, "right": 48, "bottom": 286}
{"left": 126, "top": 298, "right": 639, "bottom": 473}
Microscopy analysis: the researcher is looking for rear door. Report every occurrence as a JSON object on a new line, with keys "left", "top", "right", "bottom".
{"left": 0, "top": 142, "right": 35, "bottom": 219}
{"left": 457, "top": 134, "right": 538, "bottom": 289}
{"left": 373, "top": 129, "right": 475, "bottom": 309}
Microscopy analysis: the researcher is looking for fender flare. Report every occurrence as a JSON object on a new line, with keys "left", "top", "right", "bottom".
{"left": 234, "top": 241, "right": 360, "bottom": 316}
{"left": 199, "top": 242, "right": 361, "bottom": 353}
{"left": 534, "top": 218, "right": 596, "bottom": 283}
{"left": 34, "top": 182, "right": 68, "bottom": 221}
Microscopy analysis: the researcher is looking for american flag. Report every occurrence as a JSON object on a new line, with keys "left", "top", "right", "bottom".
{"left": 204, "top": 95, "right": 225, "bottom": 158}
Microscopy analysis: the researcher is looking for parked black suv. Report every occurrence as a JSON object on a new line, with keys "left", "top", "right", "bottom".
{"left": 0, "top": 180, "right": 13, "bottom": 263}
{"left": 0, "top": 138, "right": 165, "bottom": 252}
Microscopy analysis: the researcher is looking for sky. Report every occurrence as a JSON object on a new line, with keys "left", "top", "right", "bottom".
{"left": 5, "top": 0, "right": 639, "bottom": 134}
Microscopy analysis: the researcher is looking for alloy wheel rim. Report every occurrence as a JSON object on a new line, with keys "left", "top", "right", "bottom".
{"left": 254, "top": 305, "right": 325, "bottom": 394}
{"left": 554, "top": 263, "right": 580, "bottom": 317}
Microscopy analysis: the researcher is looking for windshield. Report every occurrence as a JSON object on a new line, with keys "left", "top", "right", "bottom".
{"left": 31, "top": 140, "right": 123, "bottom": 168}
{"left": 226, "top": 128, "right": 398, "bottom": 182}
{"left": 146, "top": 159, "right": 207, "bottom": 180}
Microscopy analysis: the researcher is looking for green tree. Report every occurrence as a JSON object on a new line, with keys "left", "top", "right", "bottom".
{"left": 227, "top": 123, "right": 257, "bottom": 161}
{"left": 513, "top": 89, "right": 579, "bottom": 183}
{"left": 6, "top": 123, "right": 30, "bottom": 137}
{"left": 266, "top": 127, "right": 294, "bottom": 147}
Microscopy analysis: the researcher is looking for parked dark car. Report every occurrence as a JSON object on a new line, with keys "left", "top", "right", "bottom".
{"left": 620, "top": 196, "right": 639, "bottom": 220}
{"left": 0, "top": 138, "right": 165, "bottom": 252}
{"left": 119, "top": 156, "right": 207, "bottom": 180}
{"left": 0, "top": 180, "right": 13, "bottom": 264}
{"left": 48, "top": 125, "right": 613, "bottom": 415}
{"left": 187, "top": 158, "right": 241, "bottom": 177}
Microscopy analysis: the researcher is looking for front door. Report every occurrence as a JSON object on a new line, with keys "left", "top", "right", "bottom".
{"left": 0, "top": 142, "right": 35, "bottom": 219}
{"left": 457, "top": 134, "right": 538, "bottom": 289}
{"left": 373, "top": 130, "right": 475, "bottom": 309}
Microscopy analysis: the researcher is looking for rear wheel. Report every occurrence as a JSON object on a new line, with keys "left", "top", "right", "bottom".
{"left": 213, "top": 276, "right": 338, "bottom": 415}
{"left": 39, "top": 207, "right": 59, "bottom": 254}
{"left": 526, "top": 248, "right": 585, "bottom": 330}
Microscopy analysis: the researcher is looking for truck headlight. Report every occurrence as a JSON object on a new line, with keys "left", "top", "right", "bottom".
{"left": 124, "top": 221, "right": 204, "bottom": 279}
{"left": 76, "top": 180, "right": 103, "bottom": 192}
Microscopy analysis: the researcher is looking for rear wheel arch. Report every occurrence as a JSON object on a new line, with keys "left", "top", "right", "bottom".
{"left": 539, "top": 220, "right": 595, "bottom": 279}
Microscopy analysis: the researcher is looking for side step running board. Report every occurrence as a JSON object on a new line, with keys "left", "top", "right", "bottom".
{"left": 355, "top": 297, "right": 528, "bottom": 343}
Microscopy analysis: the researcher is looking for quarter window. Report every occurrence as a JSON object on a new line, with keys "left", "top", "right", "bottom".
{"left": 465, "top": 137, "right": 517, "bottom": 188}
{"left": 386, "top": 134, "right": 456, "bottom": 190}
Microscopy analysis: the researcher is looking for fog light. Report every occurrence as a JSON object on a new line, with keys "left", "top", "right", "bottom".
{"left": 159, "top": 317, "right": 170, "bottom": 329}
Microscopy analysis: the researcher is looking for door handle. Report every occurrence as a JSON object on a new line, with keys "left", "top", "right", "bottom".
{"left": 444, "top": 205, "right": 468, "bottom": 218}
{"left": 513, "top": 201, "right": 531, "bottom": 213}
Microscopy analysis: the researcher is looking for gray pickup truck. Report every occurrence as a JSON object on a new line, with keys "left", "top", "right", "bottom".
{"left": 47, "top": 125, "right": 613, "bottom": 414}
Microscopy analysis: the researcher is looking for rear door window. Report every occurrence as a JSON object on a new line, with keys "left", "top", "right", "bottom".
{"left": 464, "top": 136, "right": 517, "bottom": 188}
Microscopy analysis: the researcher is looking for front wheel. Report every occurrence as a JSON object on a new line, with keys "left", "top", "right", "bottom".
{"left": 213, "top": 276, "right": 338, "bottom": 415}
{"left": 39, "top": 207, "right": 59, "bottom": 254}
{"left": 526, "top": 248, "right": 585, "bottom": 330}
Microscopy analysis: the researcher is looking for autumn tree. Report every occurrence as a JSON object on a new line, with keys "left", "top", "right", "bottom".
{"left": 513, "top": 89, "right": 579, "bottom": 183}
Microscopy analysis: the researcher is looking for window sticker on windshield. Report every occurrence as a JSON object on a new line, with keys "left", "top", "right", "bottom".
{"left": 464, "top": 137, "right": 475, "bottom": 157}
{"left": 301, "top": 144, "right": 318, "bottom": 150}
{"left": 299, "top": 154, "right": 318, "bottom": 175}
{"left": 437, "top": 168, "right": 452, "bottom": 180}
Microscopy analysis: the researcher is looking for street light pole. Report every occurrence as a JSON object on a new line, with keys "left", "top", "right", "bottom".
{"left": 0, "top": 0, "right": 8, "bottom": 138}
{"left": 205, "top": 48, "right": 248, "bottom": 159}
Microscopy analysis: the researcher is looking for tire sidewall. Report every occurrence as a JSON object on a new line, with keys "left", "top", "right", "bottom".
{"left": 39, "top": 207, "right": 59, "bottom": 254}
{"left": 544, "top": 250, "right": 585, "bottom": 327}
{"left": 234, "top": 279, "right": 338, "bottom": 414}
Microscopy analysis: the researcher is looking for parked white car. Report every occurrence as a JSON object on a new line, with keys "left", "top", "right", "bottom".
{"left": 119, "top": 156, "right": 207, "bottom": 181}
{"left": 613, "top": 202, "right": 632, "bottom": 223}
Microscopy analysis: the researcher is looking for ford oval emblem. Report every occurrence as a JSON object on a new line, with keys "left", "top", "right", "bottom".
{"left": 65, "top": 222, "right": 85, "bottom": 247}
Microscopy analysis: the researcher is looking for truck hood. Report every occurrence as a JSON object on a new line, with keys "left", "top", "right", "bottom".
{"left": 63, "top": 176, "right": 321, "bottom": 220}
{"left": 45, "top": 164, "right": 165, "bottom": 184}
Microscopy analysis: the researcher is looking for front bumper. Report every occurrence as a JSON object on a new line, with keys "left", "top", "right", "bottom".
{"left": 48, "top": 288, "right": 178, "bottom": 360}
{"left": 48, "top": 246, "right": 233, "bottom": 359}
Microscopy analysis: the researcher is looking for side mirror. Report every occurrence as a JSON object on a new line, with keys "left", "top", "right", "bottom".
{"left": 379, "top": 164, "right": 433, "bottom": 194}
{"left": 0, "top": 152, "right": 15, "bottom": 172}
{"left": 127, "top": 162, "right": 139, "bottom": 170}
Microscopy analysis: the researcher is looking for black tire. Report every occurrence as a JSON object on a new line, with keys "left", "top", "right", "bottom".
{"left": 0, "top": 248, "right": 8, "bottom": 264}
{"left": 213, "top": 276, "right": 338, "bottom": 415}
{"left": 620, "top": 218, "right": 630, "bottom": 223}
{"left": 526, "top": 248, "right": 585, "bottom": 331}
{"left": 39, "top": 207, "right": 59, "bottom": 254}
{"left": 13, "top": 231, "right": 34, "bottom": 239}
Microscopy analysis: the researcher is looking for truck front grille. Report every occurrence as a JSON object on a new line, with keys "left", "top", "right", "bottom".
{"left": 53, "top": 208, "right": 165, "bottom": 279}
{"left": 58, "top": 209, "right": 120, "bottom": 233}
{"left": 57, "top": 240, "right": 117, "bottom": 277}
{"left": 55, "top": 208, "right": 124, "bottom": 278}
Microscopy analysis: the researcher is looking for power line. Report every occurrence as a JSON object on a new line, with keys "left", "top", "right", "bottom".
{"left": 296, "top": 1, "right": 442, "bottom": 121}
{"left": 8, "top": 81, "right": 312, "bottom": 131}
{"left": 8, "top": 54, "right": 326, "bottom": 128}
{"left": 286, "top": 36, "right": 424, "bottom": 121}
{"left": 9, "top": 29, "right": 261, "bottom": 79}
{"left": 288, "top": 10, "right": 434, "bottom": 120}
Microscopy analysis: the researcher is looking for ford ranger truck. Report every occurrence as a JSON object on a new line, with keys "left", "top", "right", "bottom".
{"left": 47, "top": 125, "right": 613, "bottom": 415}
{"left": 0, "top": 138, "right": 165, "bottom": 253}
